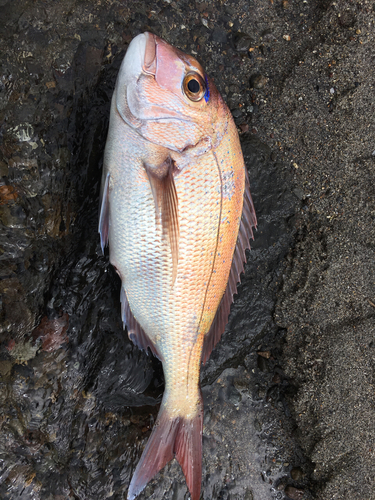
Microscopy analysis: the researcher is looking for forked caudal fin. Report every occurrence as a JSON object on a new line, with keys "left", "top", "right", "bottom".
{"left": 127, "top": 394, "right": 203, "bottom": 500}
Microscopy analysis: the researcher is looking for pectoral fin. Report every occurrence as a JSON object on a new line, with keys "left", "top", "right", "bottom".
{"left": 145, "top": 159, "right": 179, "bottom": 284}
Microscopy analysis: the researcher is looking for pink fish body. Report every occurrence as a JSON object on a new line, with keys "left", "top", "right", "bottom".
{"left": 99, "top": 32, "right": 256, "bottom": 500}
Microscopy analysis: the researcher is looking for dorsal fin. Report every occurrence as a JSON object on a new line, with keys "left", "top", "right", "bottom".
{"left": 120, "top": 287, "right": 163, "bottom": 361}
{"left": 145, "top": 159, "right": 179, "bottom": 284}
{"left": 202, "top": 169, "right": 257, "bottom": 364}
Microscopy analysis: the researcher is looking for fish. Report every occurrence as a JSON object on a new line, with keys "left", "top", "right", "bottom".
{"left": 99, "top": 32, "right": 257, "bottom": 500}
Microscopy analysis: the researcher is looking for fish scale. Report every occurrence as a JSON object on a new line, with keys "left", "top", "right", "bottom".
{"left": 99, "top": 32, "right": 257, "bottom": 500}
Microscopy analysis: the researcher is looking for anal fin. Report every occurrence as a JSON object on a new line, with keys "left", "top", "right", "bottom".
{"left": 121, "top": 287, "right": 162, "bottom": 361}
{"left": 145, "top": 159, "right": 179, "bottom": 284}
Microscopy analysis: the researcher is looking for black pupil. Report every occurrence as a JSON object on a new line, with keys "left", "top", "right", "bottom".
{"left": 187, "top": 78, "right": 200, "bottom": 93}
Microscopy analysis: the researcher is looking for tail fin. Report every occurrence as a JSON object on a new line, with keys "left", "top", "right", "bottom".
{"left": 127, "top": 396, "right": 203, "bottom": 500}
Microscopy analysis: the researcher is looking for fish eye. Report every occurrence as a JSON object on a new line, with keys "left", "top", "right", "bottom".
{"left": 183, "top": 72, "right": 206, "bottom": 102}
{"left": 188, "top": 79, "right": 200, "bottom": 93}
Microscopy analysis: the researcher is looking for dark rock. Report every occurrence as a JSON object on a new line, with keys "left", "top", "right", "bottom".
{"left": 293, "top": 187, "right": 305, "bottom": 200}
{"left": 257, "top": 350, "right": 271, "bottom": 359}
{"left": 233, "top": 31, "right": 254, "bottom": 52}
{"left": 231, "top": 108, "right": 243, "bottom": 118}
{"left": 290, "top": 467, "right": 304, "bottom": 481}
{"left": 25, "top": 59, "right": 44, "bottom": 78}
{"left": 252, "top": 103, "right": 259, "bottom": 114}
{"left": 338, "top": 10, "right": 356, "bottom": 28}
{"left": 253, "top": 419, "right": 262, "bottom": 432}
{"left": 260, "top": 28, "right": 275, "bottom": 41}
{"left": 227, "top": 385, "right": 241, "bottom": 406}
{"left": 211, "top": 26, "right": 227, "bottom": 43}
{"left": 224, "top": 5, "right": 236, "bottom": 16}
{"left": 250, "top": 74, "right": 268, "bottom": 89}
{"left": 257, "top": 354, "right": 269, "bottom": 372}
{"left": 285, "top": 485, "right": 305, "bottom": 500}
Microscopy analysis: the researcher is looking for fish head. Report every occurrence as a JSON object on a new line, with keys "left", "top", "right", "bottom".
{"left": 115, "top": 32, "right": 230, "bottom": 156}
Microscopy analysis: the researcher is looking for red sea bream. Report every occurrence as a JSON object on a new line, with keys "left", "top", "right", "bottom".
{"left": 99, "top": 32, "right": 257, "bottom": 500}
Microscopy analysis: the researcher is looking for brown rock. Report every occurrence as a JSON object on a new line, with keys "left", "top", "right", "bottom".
{"left": 285, "top": 485, "right": 304, "bottom": 500}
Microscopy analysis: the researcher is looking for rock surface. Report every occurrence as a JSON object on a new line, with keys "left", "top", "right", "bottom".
{"left": 0, "top": 1, "right": 374, "bottom": 499}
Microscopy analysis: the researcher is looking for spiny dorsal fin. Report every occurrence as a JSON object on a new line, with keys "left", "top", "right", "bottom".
{"left": 145, "top": 159, "right": 179, "bottom": 285}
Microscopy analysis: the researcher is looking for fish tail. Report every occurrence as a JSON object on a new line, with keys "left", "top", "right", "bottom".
{"left": 175, "top": 396, "right": 203, "bottom": 500}
{"left": 127, "top": 393, "right": 203, "bottom": 500}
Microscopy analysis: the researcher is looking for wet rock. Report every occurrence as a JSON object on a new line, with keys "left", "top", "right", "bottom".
{"left": 338, "top": 10, "right": 356, "bottom": 29}
{"left": 249, "top": 74, "right": 268, "bottom": 89}
{"left": 0, "top": 160, "right": 8, "bottom": 177}
{"left": 260, "top": 28, "right": 275, "bottom": 42}
{"left": 239, "top": 123, "right": 249, "bottom": 133}
{"left": 8, "top": 338, "right": 38, "bottom": 362}
{"left": 25, "top": 59, "right": 44, "bottom": 80}
{"left": 253, "top": 419, "right": 262, "bottom": 432}
{"left": 257, "top": 354, "right": 269, "bottom": 372}
{"left": 32, "top": 313, "right": 69, "bottom": 352}
{"left": 73, "top": 43, "right": 104, "bottom": 85}
{"left": 231, "top": 108, "right": 243, "bottom": 118}
{"left": 290, "top": 467, "right": 304, "bottom": 481}
{"left": 293, "top": 187, "right": 304, "bottom": 200}
{"left": 0, "top": 204, "right": 27, "bottom": 228}
{"left": 244, "top": 489, "right": 253, "bottom": 500}
{"left": 0, "top": 185, "right": 19, "bottom": 204}
{"left": 0, "top": 360, "right": 12, "bottom": 377}
{"left": 211, "top": 27, "right": 228, "bottom": 44}
{"left": 227, "top": 384, "right": 241, "bottom": 406}
{"left": 257, "top": 350, "right": 271, "bottom": 359}
{"left": 224, "top": 4, "right": 236, "bottom": 16}
{"left": 251, "top": 103, "right": 259, "bottom": 114}
{"left": 284, "top": 485, "right": 305, "bottom": 500}
{"left": 233, "top": 31, "right": 254, "bottom": 52}
{"left": 0, "top": 278, "right": 34, "bottom": 340}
